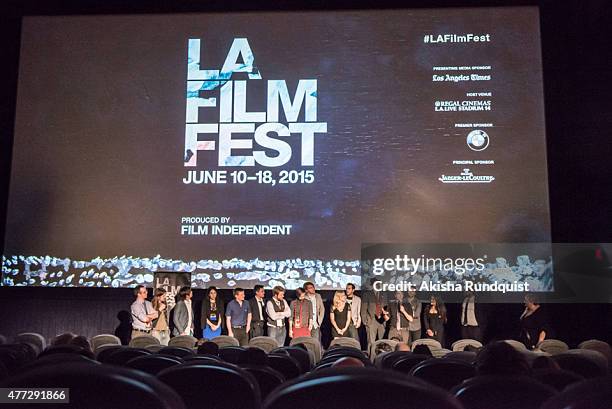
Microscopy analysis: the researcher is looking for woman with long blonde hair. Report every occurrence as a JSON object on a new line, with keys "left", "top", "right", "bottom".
{"left": 330, "top": 290, "right": 351, "bottom": 338}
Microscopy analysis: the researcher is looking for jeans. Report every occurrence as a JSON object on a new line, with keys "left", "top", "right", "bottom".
{"left": 152, "top": 329, "right": 170, "bottom": 346}
{"left": 366, "top": 320, "right": 386, "bottom": 357}
{"left": 409, "top": 329, "right": 421, "bottom": 345}
{"left": 250, "top": 321, "right": 265, "bottom": 338}
{"left": 268, "top": 325, "right": 286, "bottom": 347}
{"left": 310, "top": 327, "right": 321, "bottom": 341}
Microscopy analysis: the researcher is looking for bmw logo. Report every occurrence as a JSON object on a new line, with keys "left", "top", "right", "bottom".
{"left": 467, "top": 130, "right": 490, "bottom": 151}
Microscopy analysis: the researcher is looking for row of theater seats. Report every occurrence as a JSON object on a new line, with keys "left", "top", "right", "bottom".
{"left": 0, "top": 332, "right": 611, "bottom": 409}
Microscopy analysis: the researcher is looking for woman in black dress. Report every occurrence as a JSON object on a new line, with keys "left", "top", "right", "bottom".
{"left": 201, "top": 286, "right": 225, "bottom": 339}
{"left": 330, "top": 291, "right": 352, "bottom": 338}
{"left": 424, "top": 295, "right": 447, "bottom": 347}
{"left": 519, "top": 294, "right": 550, "bottom": 349}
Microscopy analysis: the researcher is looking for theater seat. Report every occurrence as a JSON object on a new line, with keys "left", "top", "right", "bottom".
{"left": 159, "top": 346, "right": 195, "bottom": 358}
{"left": 181, "top": 359, "right": 242, "bottom": 370}
{"left": 564, "top": 349, "right": 609, "bottom": 374}
{"left": 242, "top": 365, "right": 285, "bottom": 399}
{"left": 129, "top": 334, "right": 160, "bottom": 349}
{"left": 95, "top": 345, "right": 124, "bottom": 363}
{"left": 0, "top": 344, "right": 37, "bottom": 374}
{"left": 157, "top": 363, "right": 261, "bottom": 409}
{"left": 313, "top": 361, "right": 334, "bottom": 371}
{"left": 578, "top": 339, "right": 611, "bottom": 362}
{"left": 323, "top": 346, "right": 367, "bottom": 360}
{"left": 94, "top": 342, "right": 121, "bottom": 355}
{"left": 412, "top": 338, "right": 442, "bottom": 351}
{"left": 319, "top": 352, "right": 371, "bottom": 367}
{"left": 378, "top": 350, "right": 413, "bottom": 369}
{"left": 268, "top": 354, "right": 301, "bottom": 379}
{"left": 145, "top": 344, "right": 165, "bottom": 353}
{"left": 0, "top": 362, "right": 185, "bottom": 409}
{"left": 90, "top": 334, "right": 121, "bottom": 351}
{"left": 289, "top": 336, "right": 322, "bottom": 363}
{"left": 273, "top": 346, "right": 311, "bottom": 373}
{"left": 452, "top": 375, "right": 556, "bottom": 409}
{"left": 182, "top": 354, "right": 222, "bottom": 364}
{"left": 431, "top": 348, "right": 452, "bottom": 358}
{"left": 238, "top": 347, "right": 269, "bottom": 367}
{"left": 541, "top": 376, "right": 612, "bottom": 409}
{"left": 532, "top": 368, "right": 585, "bottom": 391}
{"left": 211, "top": 335, "right": 239, "bottom": 348}
{"left": 391, "top": 354, "right": 431, "bottom": 374}
{"left": 105, "top": 347, "right": 151, "bottom": 366}
{"left": 538, "top": 339, "right": 569, "bottom": 355}
{"left": 219, "top": 346, "right": 246, "bottom": 364}
{"left": 451, "top": 339, "right": 483, "bottom": 352}
{"left": 410, "top": 359, "right": 476, "bottom": 390}
{"left": 249, "top": 336, "right": 280, "bottom": 353}
{"left": 263, "top": 367, "right": 463, "bottom": 409}
{"left": 503, "top": 340, "right": 528, "bottom": 351}
{"left": 443, "top": 351, "right": 477, "bottom": 363}
{"left": 126, "top": 354, "right": 183, "bottom": 375}
{"left": 372, "top": 339, "right": 399, "bottom": 360}
{"left": 39, "top": 344, "right": 94, "bottom": 359}
{"left": 18, "top": 353, "right": 99, "bottom": 374}
{"left": 168, "top": 335, "right": 197, "bottom": 349}
{"left": 16, "top": 332, "right": 46, "bottom": 355}
{"left": 329, "top": 337, "right": 361, "bottom": 350}
{"left": 553, "top": 352, "right": 608, "bottom": 378}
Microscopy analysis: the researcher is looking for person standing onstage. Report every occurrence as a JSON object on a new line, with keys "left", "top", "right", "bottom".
{"left": 201, "top": 286, "right": 225, "bottom": 339}
{"left": 330, "top": 291, "right": 352, "bottom": 339}
{"left": 226, "top": 288, "right": 252, "bottom": 346}
{"left": 289, "top": 287, "right": 313, "bottom": 338}
{"left": 173, "top": 286, "right": 195, "bottom": 337}
{"left": 519, "top": 294, "right": 550, "bottom": 349}
{"left": 249, "top": 284, "right": 267, "bottom": 338}
{"left": 406, "top": 290, "right": 422, "bottom": 344}
{"left": 424, "top": 295, "right": 447, "bottom": 347}
{"left": 131, "top": 285, "right": 158, "bottom": 339}
{"left": 266, "top": 286, "right": 291, "bottom": 346}
{"left": 151, "top": 288, "right": 170, "bottom": 345}
{"left": 361, "top": 277, "right": 387, "bottom": 357}
{"left": 388, "top": 291, "right": 413, "bottom": 344}
{"left": 304, "top": 281, "right": 325, "bottom": 340}
{"left": 461, "top": 291, "right": 481, "bottom": 341}
{"left": 345, "top": 283, "right": 362, "bottom": 341}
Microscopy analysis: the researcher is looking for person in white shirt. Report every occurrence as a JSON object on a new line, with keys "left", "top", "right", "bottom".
{"left": 266, "top": 286, "right": 291, "bottom": 346}
{"left": 249, "top": 284, "right": 267, "bottom": 338}
{"left": 172, "top": 286, "right": 194, "bottom": 337}
{"left": 303, "top": 281, "right": 325, "bottom": 340}
{"left": 461, "top": 291, "right": 481, "bottom": 341}
{"left": 130, "top": 285, "right": 158, "bottom": 339}
{"left": 345, "top": 283, "right": 362, "bottom": 341}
